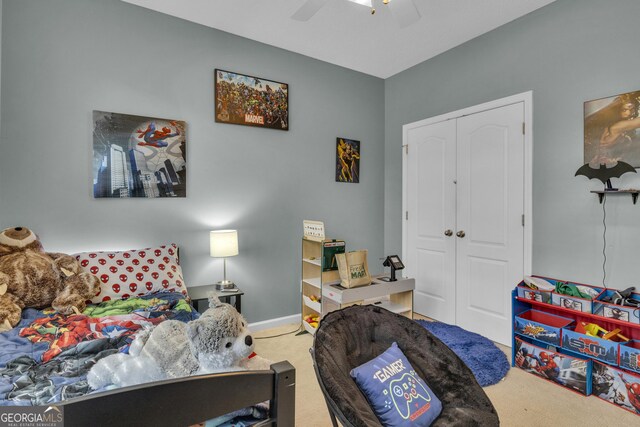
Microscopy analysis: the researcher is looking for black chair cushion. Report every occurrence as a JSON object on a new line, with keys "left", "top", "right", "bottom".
{"left": 313, "top": 305, "right": 500, "bottom": 427}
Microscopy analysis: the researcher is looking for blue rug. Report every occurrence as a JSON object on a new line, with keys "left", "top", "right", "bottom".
{"left": 416, "top": 320, "right": 509, "bottom": 387}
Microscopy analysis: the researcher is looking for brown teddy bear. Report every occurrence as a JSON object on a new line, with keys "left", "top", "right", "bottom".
{"left": 0, "top": 226, "right": 100, "bottom": 331}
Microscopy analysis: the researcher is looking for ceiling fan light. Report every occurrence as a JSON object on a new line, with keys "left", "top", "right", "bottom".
{"left": 347, "top": 0, "right": 373, "bottom": 7}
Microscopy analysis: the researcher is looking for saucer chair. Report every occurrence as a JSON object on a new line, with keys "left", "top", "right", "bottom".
{"left": 311, "top": 305, "right": 500, "bottom": 426}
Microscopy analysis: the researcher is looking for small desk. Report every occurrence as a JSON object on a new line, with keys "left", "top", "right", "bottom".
{"left": 189, "top": 285, "right": 244, "bottom": 314}
{"left": 321, "top": 276, "right": 414, "bottom": 318}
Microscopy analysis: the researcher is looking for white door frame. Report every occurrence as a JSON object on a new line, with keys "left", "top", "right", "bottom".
{"left": 402, "top": 90, "right": 533, "bottom": 276}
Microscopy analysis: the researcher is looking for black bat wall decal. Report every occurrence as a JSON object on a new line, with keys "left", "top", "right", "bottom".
{"left": 575, "top": 161, "right": 637, "bottom": 189}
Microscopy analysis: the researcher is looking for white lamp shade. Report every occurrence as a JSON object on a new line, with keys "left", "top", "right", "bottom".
{"left": 210, "top": 230, "right": 239, "bottom": 257}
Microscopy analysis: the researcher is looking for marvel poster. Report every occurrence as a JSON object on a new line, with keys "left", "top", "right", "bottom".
{"left": 215, "top": 69, "right": 289, "bottom": 130}
{"left": 92, "top": 111, "right": 186, "bottom": 198}
{"left": 584, "top": 90, "right": 640, "bottom": 167}
{"left": 336, "top": 138, "right": 360, "bottom": 183}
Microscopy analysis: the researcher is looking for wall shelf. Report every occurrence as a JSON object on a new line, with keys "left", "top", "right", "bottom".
{"left": 591, "top": 189, "right": 639, "bottom": 204}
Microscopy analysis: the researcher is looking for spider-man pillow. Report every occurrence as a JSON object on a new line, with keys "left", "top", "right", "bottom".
{"left": 350, "top": 342, "right": 442, "bottom": 426}
{"left": 73, "top": 244, "right": 187, "bottom": 303}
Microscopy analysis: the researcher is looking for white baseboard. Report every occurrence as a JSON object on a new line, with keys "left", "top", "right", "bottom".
{"left": 249, "top": 313, "right": 300, "bottom": 332}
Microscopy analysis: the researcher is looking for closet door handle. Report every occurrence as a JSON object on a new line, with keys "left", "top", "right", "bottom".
{"left": 456, "top": 231, "right": 466, "bottom": 238}
{"left": 444, "top": 230, "right": 453, "bottom": 236}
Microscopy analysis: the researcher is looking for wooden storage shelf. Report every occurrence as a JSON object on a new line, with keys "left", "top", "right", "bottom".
{"left": 303, "top": 258, "right": 321, "bottom": 267}
{"left": 300, "top": 237, "right": 345, "bottom": 335}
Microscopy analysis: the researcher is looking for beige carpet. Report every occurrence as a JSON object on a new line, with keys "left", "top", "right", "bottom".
{"left": 254, "top": 322, "right": 638, "bottom": 426}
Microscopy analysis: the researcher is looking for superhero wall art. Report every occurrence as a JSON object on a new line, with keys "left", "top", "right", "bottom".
{"left": 92, "top": 111, "right": 186, "bottom": 198}
{"left": 336, "top": 138, "right": 360, "bottom": 183}
{"left": 585, "top": 89, "right": 640, "bottom": 167}
{"left": 215, "top": 69, "right": 289, "bottom": 130}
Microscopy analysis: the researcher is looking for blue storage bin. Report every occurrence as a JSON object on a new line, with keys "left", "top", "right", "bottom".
{"left": 592, "top": 360, "right": 640, "bottom": 416}
{"left": 593, "top": 289, "right": 640, "bottom": 324}
{"left": 514, "top": 309, "right": 574, "bottom": 346}
{"left": 514, "top": 337, "right": 591, "bottom": 396}
{"left": 549, "top": 279, "right": 603, "bottom": 313}
{"left": 561, "top": 325, "right": 620, "bottom": 366}
{"left": 620, "top": 340, "right": 640, "bottom": 374}
{"left": 516, "top": 282, "right": 552, "bottom": 304}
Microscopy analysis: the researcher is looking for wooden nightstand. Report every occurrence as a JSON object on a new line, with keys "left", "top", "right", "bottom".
{"left": 188, "top": 285, "right": 244, "bottom": 314}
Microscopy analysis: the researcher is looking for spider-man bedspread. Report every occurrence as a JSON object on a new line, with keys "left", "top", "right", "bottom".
{"left": 0, "top": 292, "right": 197, "bottom": 406}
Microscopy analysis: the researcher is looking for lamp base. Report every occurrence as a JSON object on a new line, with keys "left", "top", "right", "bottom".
{"left": 215, "top": 280, "right": 236, "bottom": 290}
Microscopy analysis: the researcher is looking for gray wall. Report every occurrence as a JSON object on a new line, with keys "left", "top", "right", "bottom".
{"left": 385, "top": 0, "right": 640, "bottom": 288}
{"left": 0, "top": 0, "right": 385, "bottom": 322}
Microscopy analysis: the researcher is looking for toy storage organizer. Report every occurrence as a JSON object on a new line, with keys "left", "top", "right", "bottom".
{"left": 512, "top": 277, "right": 640, "bottom": 416}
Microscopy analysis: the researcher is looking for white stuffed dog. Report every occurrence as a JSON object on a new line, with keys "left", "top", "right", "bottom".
{"left": 88, "top": 295, "right": 254, "bottom": 389}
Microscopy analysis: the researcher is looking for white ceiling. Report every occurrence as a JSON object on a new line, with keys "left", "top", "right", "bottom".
{"left": 122, "top": 0, "right": 556, "bottom": 79}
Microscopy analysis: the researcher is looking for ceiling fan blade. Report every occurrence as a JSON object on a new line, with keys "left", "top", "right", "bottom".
{"left": 291, "top": 0, "right": 330, "bottom": 21}
{"left": 388, "top": 0, "right": 421, "bottom": 28}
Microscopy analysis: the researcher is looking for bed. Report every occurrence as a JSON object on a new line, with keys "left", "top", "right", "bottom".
{"left": 0, "top": 244, "right": 295, "bottom": 426}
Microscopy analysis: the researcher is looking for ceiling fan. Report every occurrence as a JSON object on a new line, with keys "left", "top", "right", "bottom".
{"left": 292, "top": 0, "right": 421, "bottom": 28}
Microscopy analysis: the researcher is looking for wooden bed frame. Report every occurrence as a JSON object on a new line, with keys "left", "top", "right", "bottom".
{"left": 60, "top": 361, "right": 295, "bottom": 426}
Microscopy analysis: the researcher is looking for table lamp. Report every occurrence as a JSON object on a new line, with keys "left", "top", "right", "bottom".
{"left": 210, "top": 230, "right": 238, "bottom": 290}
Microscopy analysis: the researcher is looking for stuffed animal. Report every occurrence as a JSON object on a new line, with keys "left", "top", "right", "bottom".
{"left": 0, "top": 226, "right": 100, "bottom": 331}
{"left": 87, "top": 295, "right": 255, "bottom": 389}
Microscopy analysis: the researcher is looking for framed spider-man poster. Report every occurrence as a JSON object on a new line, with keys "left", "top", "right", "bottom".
{"left": 92, "top": 111, "right": 186, "bottom": 198}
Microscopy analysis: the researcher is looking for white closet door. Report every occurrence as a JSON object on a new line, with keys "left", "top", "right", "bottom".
{"left": 455, "top": 103, "right": 525, "bottom": 345}
{"left": 406, "top": 120, "right": 457, "bottom": 324}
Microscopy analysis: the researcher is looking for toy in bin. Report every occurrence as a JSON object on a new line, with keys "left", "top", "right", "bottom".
{"left": 601, "top": 286, "right": 640, "bottom": 308}
{"left": 575, "top": 321, "right": 630, "bottom": 342}
{"left": 550, "top": 280, "right": 603, "bottom": 313}
{"left": 517, "top": 276, "right": 553, "bottom": 303}
{"left": 595, "top": 287, "right": 640, "bottom": 323}
{"left": 562, "top": 322, "right": 620, "bottom": 365}
{"left": 304, "top": 314, "right": 320, "bottom": 329}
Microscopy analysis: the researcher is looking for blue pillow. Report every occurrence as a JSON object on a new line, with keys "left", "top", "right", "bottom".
{"left": 350, "top": 342, "right": 442, "bottom": 426}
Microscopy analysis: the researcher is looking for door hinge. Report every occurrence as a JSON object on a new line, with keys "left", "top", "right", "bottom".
{"left": 404, "top": 145, "right": 408, "bottom": 154}
{"left": 406, "top": 211, "right": 409, "bottom": 220}
{"left": 522, "top": 214, "right": 525, "bottom": 227}
{"left": 522, "top": 122, "right": 525, "bottom": 135}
